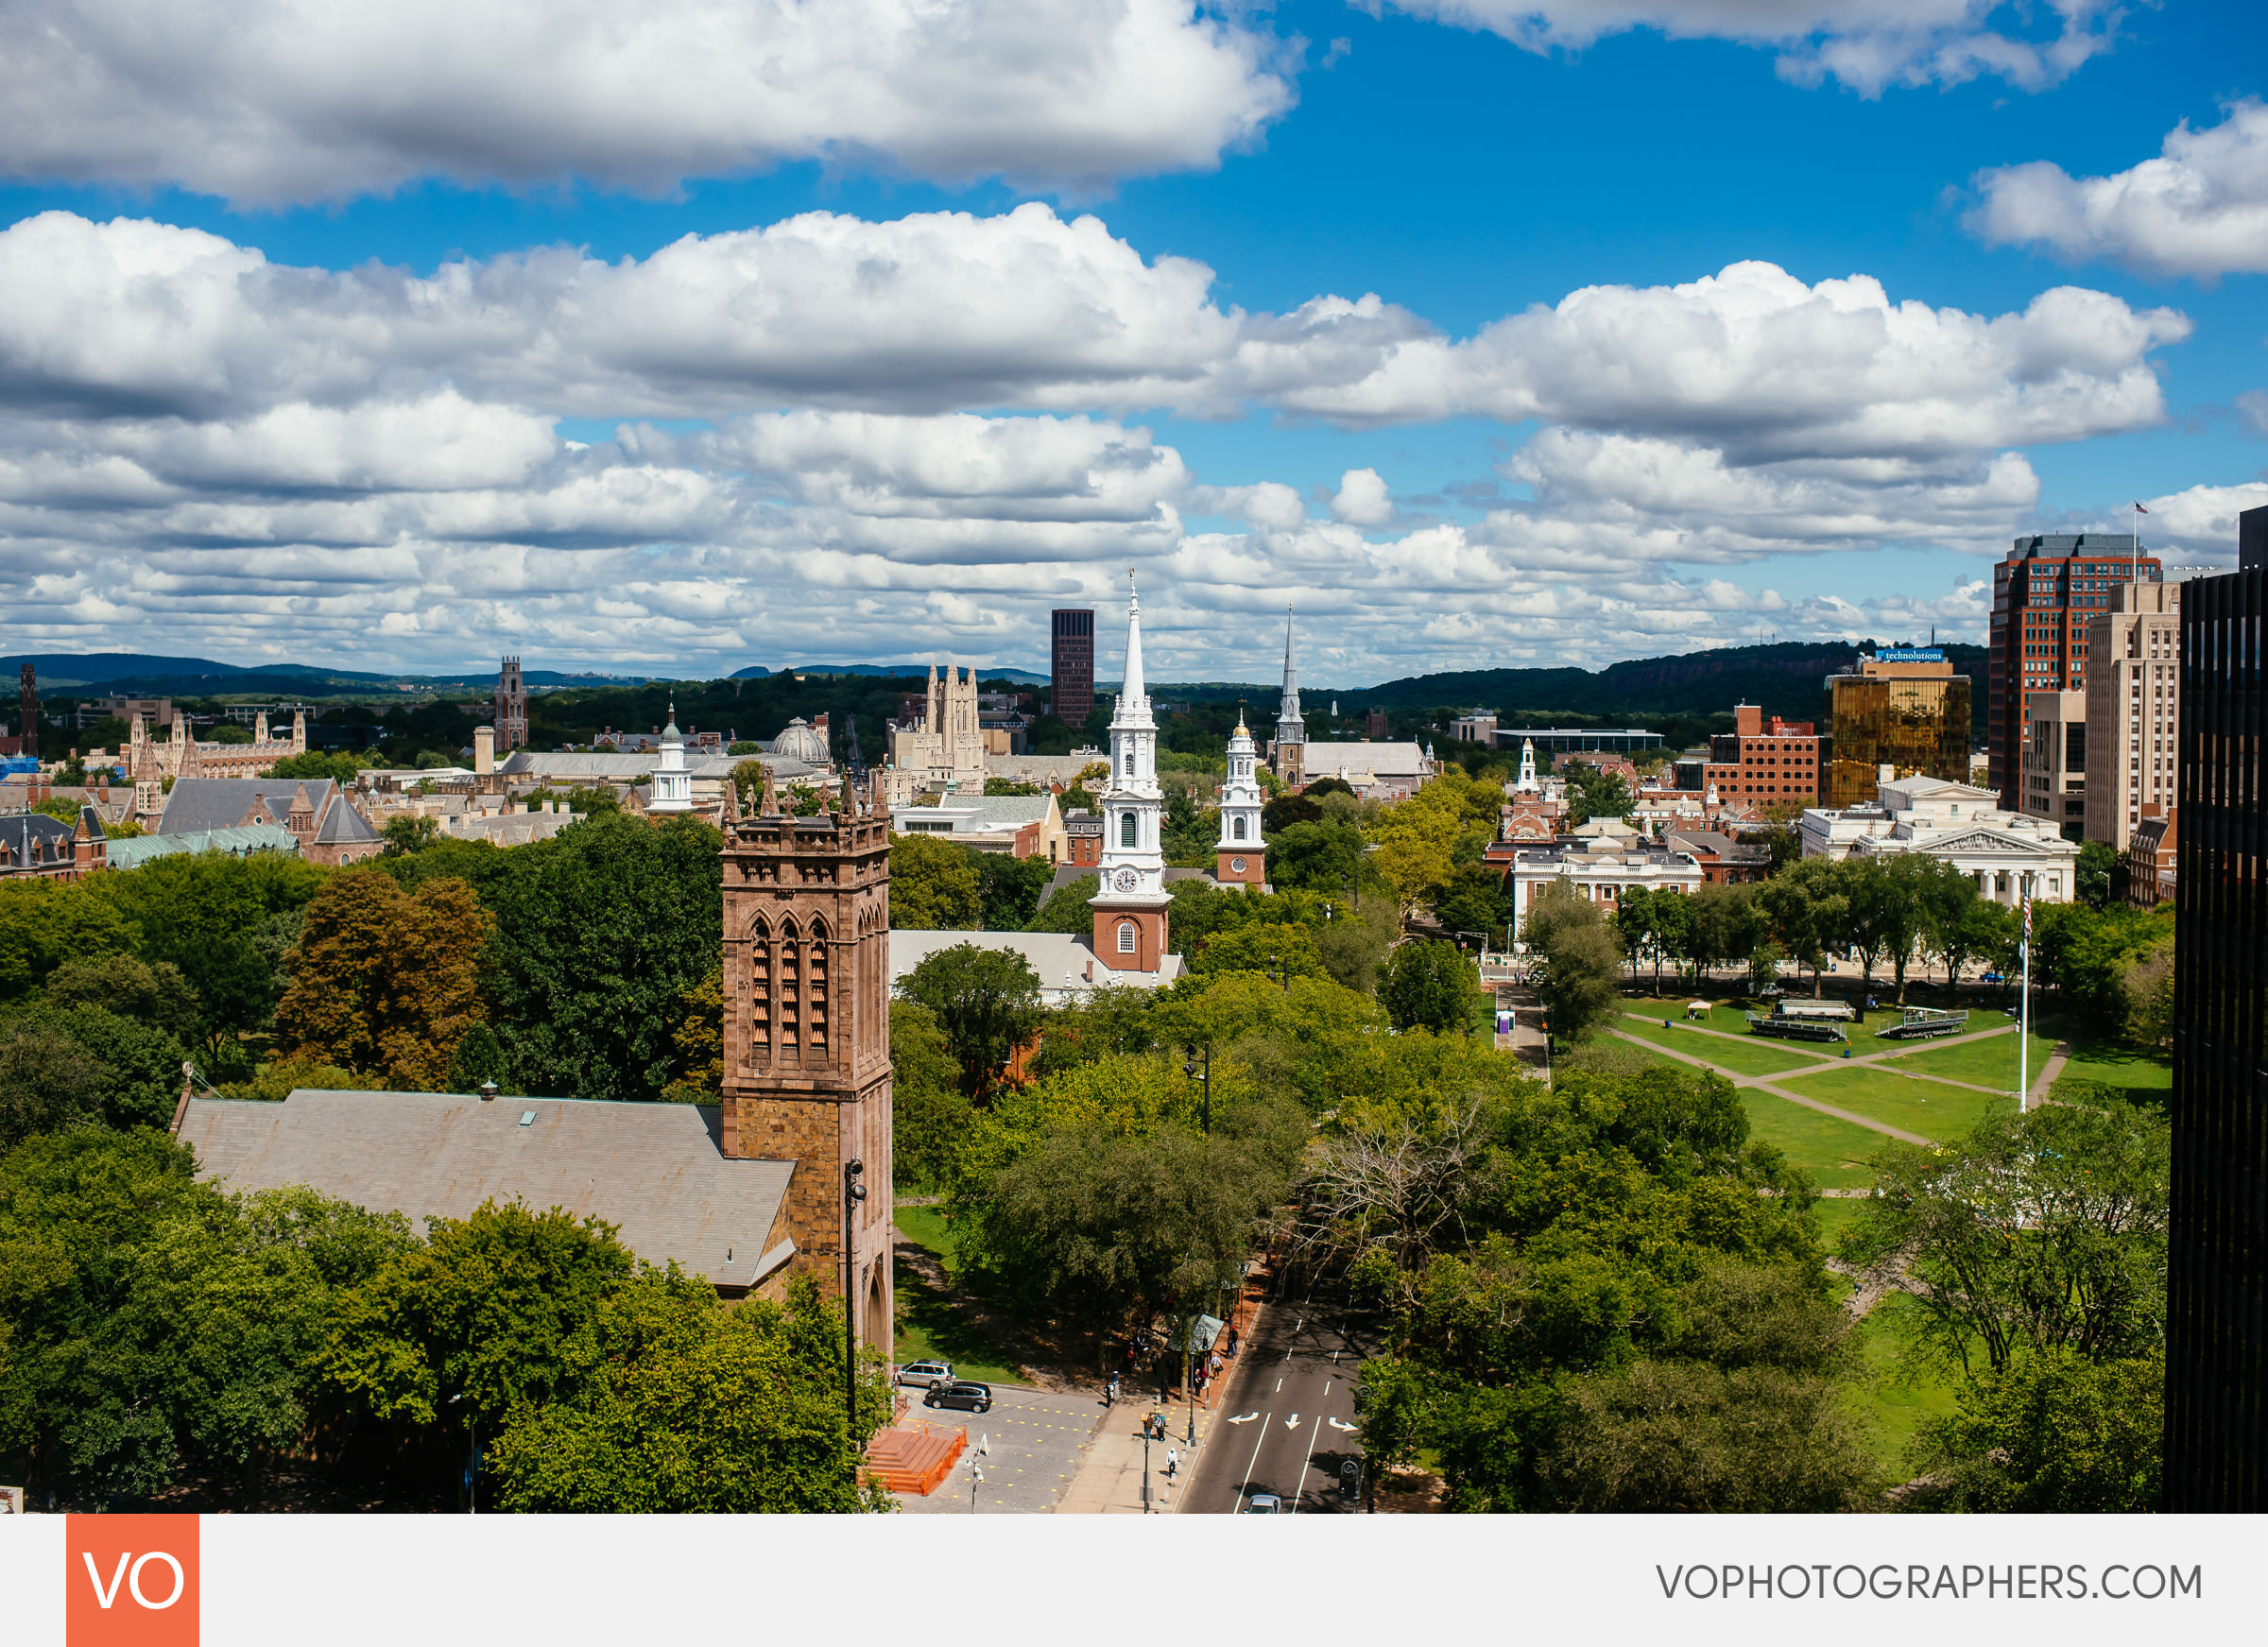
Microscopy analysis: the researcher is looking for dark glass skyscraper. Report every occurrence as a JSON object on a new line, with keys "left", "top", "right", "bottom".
{"left": 1050, "top": 608, "right": 1094, "bottom": 727}
{"left": 2164, "top": 508, "right": 2266, "bottom": 1511}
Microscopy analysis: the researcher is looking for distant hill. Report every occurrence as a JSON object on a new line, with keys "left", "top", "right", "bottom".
{"left": 2, "top": 653, "right": 660, "bottom": 696}
{"left": 1166, "top": 640, "right": 1990, "bottom": 737}
{"left": 737, "top": 663, "right": 1050, "bottom": 686}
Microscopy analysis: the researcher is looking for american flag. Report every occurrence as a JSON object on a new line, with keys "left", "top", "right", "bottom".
{"left": 2134, "top": 501, "right": 2150, "bottom": 514}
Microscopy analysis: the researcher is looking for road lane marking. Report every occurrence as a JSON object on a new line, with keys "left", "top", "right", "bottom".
{"left": 1226, "top": 1412, "right": 1258, "bottom": 1424}
{"left": 1238, "top": 1412, "right": 1273, "bottom": 1502}
{"left": 1285, "top": 1414, "right": 1301, "bottom": 1430}
{"left": 1274, "top": 1378, "right": 1282, "bottom": 1393}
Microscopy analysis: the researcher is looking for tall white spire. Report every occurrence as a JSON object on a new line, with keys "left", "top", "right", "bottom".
{"left": 1119, "top": 569, "right": 1148, "bottom": 715}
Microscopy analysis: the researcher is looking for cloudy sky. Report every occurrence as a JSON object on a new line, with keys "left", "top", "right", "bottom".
{"left": 1, "top": 0, "right": 2263, "bottom": 686}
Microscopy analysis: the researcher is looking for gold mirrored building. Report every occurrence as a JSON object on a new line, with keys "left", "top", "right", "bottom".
{"left": 1824, "top": 649, "right": 1973, "bottom": 809}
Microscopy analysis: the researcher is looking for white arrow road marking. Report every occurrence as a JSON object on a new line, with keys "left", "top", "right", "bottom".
{"left": 1238, "top": 1414, "right": 1273, "bottom": 1501}
{"left": 1284, "top": 1414, "right": 1301, "bottom": 1430}
{"left": 1226, "top": 1412, "right": 1259, "bottom": 1425}
{"left": 1329, "top": 1416, "right": 1358, "bottom": 1433}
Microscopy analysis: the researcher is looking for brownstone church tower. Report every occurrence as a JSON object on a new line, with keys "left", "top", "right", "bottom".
{"left": 718, "top": 771, "right": 895, "bottom": 1352}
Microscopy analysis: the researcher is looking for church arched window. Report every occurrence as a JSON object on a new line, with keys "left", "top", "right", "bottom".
{"left": 779, "top": 917, "right": 801, "bottom": 1050}
{"left": 1121, "top": 811, "right": 1137, "bottom": 848}
{"left": 806, "top": 918, "right": 830, "bottom": 1053}
{"left": 1123, "top": 751, "right": 1134, "bottom": 777}
{"left": 748, "top": 919, "right": 772, "bottom": 1055}
{"left": 1117, "top": 920, "right": 1137, "bottom": 954}
{"left": 1232, "top": 815, "right": 1246, "bottom": 840}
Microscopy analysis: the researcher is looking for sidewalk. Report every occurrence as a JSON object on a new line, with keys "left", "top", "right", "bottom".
{"left": 1057, "top": 1297, "right": 1265, "bottom": 1514}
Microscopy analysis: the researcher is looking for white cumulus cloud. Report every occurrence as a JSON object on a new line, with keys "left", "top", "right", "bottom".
{"left": 1383, "top": 1, "right": 2119, "bottom": 96}
{"left": 0, "top": 0, "right": 1294, "bottom": 204}
{"left": 1328, "top": 467, "right": 1395, "bottom": 525}
{"left": 1969, "top": 100, "right": 2268, "bottom": 278}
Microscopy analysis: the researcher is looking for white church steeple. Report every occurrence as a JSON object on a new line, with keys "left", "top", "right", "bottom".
{"left": 1216, "top": 706, "right": 1266, "bottom": 887}
{"left": 649, "top": 699, "right": 693, "bottom": 813}
{"left": 1090, "top": 572, "right": 1172, "bottom": 970}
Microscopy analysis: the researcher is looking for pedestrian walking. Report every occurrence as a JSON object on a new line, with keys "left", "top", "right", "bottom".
{"left": 1227, "top": 1328, "right": 1239, "bottom": 1357}
{"left": 1166, "top": 1449, "right": 1178, "bottom": 1480}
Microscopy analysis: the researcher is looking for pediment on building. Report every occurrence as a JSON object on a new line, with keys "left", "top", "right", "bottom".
{"left": 1920, "top": 829, "right": 2061, "bottom": 856}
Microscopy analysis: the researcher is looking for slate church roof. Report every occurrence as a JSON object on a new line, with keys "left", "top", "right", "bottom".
{"left": 176, "top": 1089, "right": 797, "bottom": 1293}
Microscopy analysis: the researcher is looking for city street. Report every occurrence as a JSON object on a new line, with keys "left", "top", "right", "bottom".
{"left": 1180, "top": 1286, "right": 1369, "bottom": 1515}
{"left": 892, "top": 1384, "right": 1107, "bottom": 1515}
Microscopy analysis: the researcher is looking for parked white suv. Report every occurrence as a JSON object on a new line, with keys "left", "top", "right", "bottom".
{"left": 895, "top": 1359, "right": 954, "bottom": 1390}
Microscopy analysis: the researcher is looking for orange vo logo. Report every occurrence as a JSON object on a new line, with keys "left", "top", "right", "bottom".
{"left": 65, "top": 1516, "right": 198, "bottom": 1646}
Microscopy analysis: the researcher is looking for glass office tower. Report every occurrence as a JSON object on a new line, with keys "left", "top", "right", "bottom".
{"left": 1823, "top": 649, "right": 1973, "bottom": 809}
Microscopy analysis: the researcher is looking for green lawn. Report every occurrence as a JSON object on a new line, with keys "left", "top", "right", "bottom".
{"left": 1622, "top": 995, "right": 1760, "bottom": 1036}
{"left": 1847, "top": 1292, "right": 1962, "bottom": 1479}
{"left": 1614, "top": 1014, "right": 1834, "bottom": 1077}
{"left": 2038, "top": 1018, "right": 2172, "bottom": 1100}
{"left": 1881, "top": 1028, "right": 2057, "bottom": 1092}
{"left": 1778, "top": 1065, "right": 2012, "bottom": 1143}
{"left": 892, "top": 1210, "right": 1025, "bottom": 1386}
{"left": 1740, "top": 1092, "right": 1891, "bottom": 1191}
{"left": 1808, "top": 1195, "right": 1870, "bottom": 1246}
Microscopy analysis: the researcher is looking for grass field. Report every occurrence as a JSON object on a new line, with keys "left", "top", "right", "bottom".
{"left": 1740, "top": 1092, "right": 1888, "bottom": 1190}
{"left": 1614, "top": 1014, "right": 1834, "bottom": 1077}
{"left": 2041, "top": 1019, "right": 2173, "bottom": 1100}
{"left": 1778, "top": 1066, "right": 2011, "bottom": 1142}
{"left": 1809, "top": 1194, "right": 1869, "bottom": 1246}
{"left": 1886, "top": 1029, "right": 2059, "bottom": 1092}
{"left": 1848, "top": 1293, "right": 1961, "bottom": 1478}
{"left": 892, "top": 1210, "right": 1025, "bottom": 1385}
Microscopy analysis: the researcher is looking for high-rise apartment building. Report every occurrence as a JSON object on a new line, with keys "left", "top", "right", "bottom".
{"left": 1822, "top": 649, "right": 1970, "bottom": 809}
{"left": 2163, "top": 509, "right": 2264, "bottom": 1511}
{"left": 1050, "top": 609, "right": 1094, "bottom": 727}
{"left": 2019, "top": 688, "right": 2088, "bottom": 841}
{"left": 2083, "top": 582, "right": 2182, "bottom": 852}
{"left": 1989, "top": 533, "right": 2159, "bottom": 811}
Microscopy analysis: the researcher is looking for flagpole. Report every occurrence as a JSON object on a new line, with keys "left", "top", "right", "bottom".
{"left": 2018, "top": 878, "right": 2032, "bottom": 1113}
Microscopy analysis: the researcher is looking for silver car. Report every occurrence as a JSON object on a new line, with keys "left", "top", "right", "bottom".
{"left": 1244, "top": 1493, "right": 1282, "bottom": 1514}
{"left": 895, "top": 1359, "right": 954, "bottom": 1390}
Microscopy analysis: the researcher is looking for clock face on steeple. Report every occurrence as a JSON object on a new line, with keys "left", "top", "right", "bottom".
{"left": 1113, "top": 867, "right": 1139, "bottom": 891}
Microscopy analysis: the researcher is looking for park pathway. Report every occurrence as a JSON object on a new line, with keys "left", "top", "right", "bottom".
{"left": 1613, "top": 1029, "right": 1937, "bottom": 1146}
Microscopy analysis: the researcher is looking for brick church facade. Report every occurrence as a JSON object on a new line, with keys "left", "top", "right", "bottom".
{"left": 717, "top": 768, "right": 896, "bottom": 1353}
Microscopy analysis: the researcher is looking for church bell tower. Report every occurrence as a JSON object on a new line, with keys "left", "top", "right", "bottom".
{"left": 1216, "top": 709, "right": 1265, "bottom": 886}
{"left": 1091, "top": 573, "right": 1171, "bottom": 971}
{"left": 718, "top": 771, "right": 895, "bottom": 1351}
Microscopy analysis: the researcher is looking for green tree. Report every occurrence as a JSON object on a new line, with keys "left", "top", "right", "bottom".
{"left": 889, "top": 1001, "right": 976, "bottom": 1191}
{"left": 1675, "top": 883, "right": 1761, "bottom": 985}
{"left": 40, "top": 954, "right": 201, "bottom": 1041}
{"left": 1914, "top": 858, "right": 2003, "bottom": 993}
{"left": 479, "top": 814, "right": 724, "bottom": 1104}
{"left": 2074, "top": 840, "right": 2119, "bottom": 911}
{"left": 1264, "top": 819, "right": 1362, "bottom": 893}
{"left": 1840, "top": 1097, "right": 2168, "bottom": 1377}
{"left": 1758, "top": 857, "right": 1849, "bottom": 998}
{"left": 1189, "top": 921, "right": 1327, "bottom": 982}
{"left": 660, "top": 965, "right": 724, "bottom": 1103}
{"left": 272, "top": 872, "right": 492, "bottom": 1090}
{"left": 899, "top": 942, "right": 1043, "bottom": 1095}
{"left": 382, "top": 814, "right": 440, "bottom": 856}
{"left": 1567, "top": 764, "right": 1633, "bottom": 824}
{"left": 975, "top": 852, "right": 1054, "bottom": 932}
{"left": 1379, "top": 939, "right": 1480, "bottom": 1035}
{"left": 316, "top": 1200, "right": 637, "bottom": 1460}
{"left": 0, "top": 1026, "right": 107, "bottom": 1149}
{"left": 960, "top": 1125, "right": 1272, "bottom": 1360}
{"left": 484, "top": 1274, "right": 893, "bottom": 1514}
{"left": 0, "top": 1128, "right": 411, "bottom": 1502}
{"left": 1521, "top": 881, "right": 1624, "bottom": 1044}
{"left": 1910, "top": 1347, "right": 2162, "bottom": 1512}
{"left": 886, "top": 833, "right": 981, "bottom": 930}
{"left": 1024, "top": 874, "right": 1099, "bottom": 935}
{"left": 0, "top": 1004, "right": 187, "bottom": 1133}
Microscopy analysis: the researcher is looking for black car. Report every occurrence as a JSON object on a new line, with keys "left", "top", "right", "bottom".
{"left": 925, "top": 1381, "right": 993, "bottom": 1414}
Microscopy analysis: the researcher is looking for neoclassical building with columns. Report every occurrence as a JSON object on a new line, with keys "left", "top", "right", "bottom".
{"left": 1798, "top": 773, "right": 2080, "bottom": 903}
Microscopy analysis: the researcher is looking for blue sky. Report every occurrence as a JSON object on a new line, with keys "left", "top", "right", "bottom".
{"left": 0, "top": 0, "right": 2261, "bottom": 685}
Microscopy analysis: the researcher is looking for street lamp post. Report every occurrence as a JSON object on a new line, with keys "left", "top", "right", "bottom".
{"left": 844, "top": 1158, "right": 867, "bottom": 1476}
{"left": 1180, "top": 1042, "right": 1211, "bottom": 1134}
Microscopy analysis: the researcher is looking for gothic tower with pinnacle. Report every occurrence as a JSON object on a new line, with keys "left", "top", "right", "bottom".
{"left": 1273, "top": 609, "right": 1305, "bottom": 785}
{"left": 717, "top": 771, "right": 894, "bottom": 1351}
{"left": 1090, "top": 574, "right": 1172, "bottom": 972}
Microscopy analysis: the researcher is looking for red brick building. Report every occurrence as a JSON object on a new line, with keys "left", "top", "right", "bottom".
{"left": 1702, "top": 704, "right": 1823, "bottom": 809}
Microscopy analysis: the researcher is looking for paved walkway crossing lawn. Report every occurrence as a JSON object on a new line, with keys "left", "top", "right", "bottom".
{"left": 1776, "top": 1066, "right": 2010, "bottom": 1143}
{"left": 1890, "top": 1030, "right": 2058, "bottom": 1091}
{"left": 1615, "top": 1014, "right": 1835, "bottom": 1077}
{"left": 1738, "top": 1094, "right": 1888, "bottom": 1191}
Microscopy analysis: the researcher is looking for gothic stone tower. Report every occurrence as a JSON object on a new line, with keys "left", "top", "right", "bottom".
{"left": 494, "top": 656, "right": 528, "bottom": 752}
{"left": 17, "top": 664, "right": 36, "bottom": 761}
{"left": 1273, "top": 608, "right": 1305, "bottom": 785}
{"left": 718, "top": 774, "right": 895, "bottom": 1352}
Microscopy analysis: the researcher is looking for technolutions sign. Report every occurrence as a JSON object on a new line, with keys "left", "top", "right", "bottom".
{"left": 1874, "top": 648, "right": 1946, "bottom": 663}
